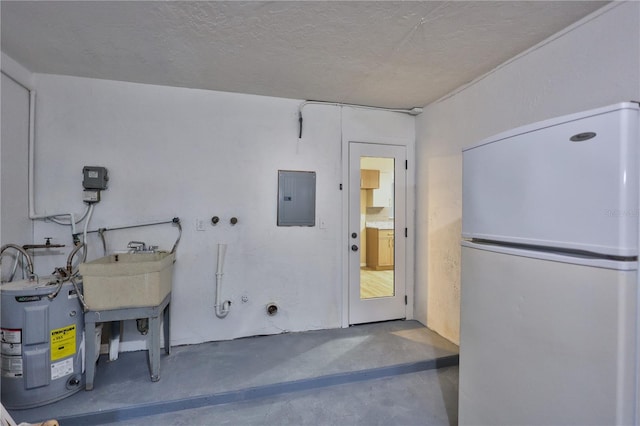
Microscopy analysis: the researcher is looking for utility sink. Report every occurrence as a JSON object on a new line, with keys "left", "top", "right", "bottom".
{"left": 79, "top": 252, "right": 175, "bottom": 310}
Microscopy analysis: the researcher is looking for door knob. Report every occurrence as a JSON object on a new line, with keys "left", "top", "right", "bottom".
{"left": 351, "top": 245, "right": 359, "bottom": 252}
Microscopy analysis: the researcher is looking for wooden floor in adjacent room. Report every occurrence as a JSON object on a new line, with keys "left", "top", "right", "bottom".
{"left": 360, "top": 267, "right": 394, "bottom": 299}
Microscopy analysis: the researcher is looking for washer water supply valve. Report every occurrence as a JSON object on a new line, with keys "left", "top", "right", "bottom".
{"left": 22, "top": 238, "right": 65, "bottom": 250}
{"left": 210, "top": 216, "right": 239, "bottom": 226}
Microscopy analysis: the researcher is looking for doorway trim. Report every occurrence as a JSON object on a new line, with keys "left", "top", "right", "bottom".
{"left": 348, "top": 143, "right": 407, "bottom": 324}
{"left": 341, "top": 131, "right": 415, "bottom": 328}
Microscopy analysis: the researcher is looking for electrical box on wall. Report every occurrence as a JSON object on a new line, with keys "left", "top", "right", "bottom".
{"left": 277, "top": 170, "right": 316, "bottom": 226}
{"left": 82, "top": 190, "right": 100, "bottom": 203}
{"left": 82, "top": 166, "right": 109, "bottom": 190}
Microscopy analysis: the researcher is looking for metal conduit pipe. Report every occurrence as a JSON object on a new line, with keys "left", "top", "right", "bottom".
{"left": 46, "top": 274, "right": 66, "bottom": 301}
{"left": 66, "top": 243, "right": 85, "bottom": 275}
{"left": 297, "top": 100, "right": 423, "bottom": 139}
{"left": 0, "top": 244, "right": 34, "bottom": 277}
{"left": 27, "top": 89, "right": 83, "bottom": 237}
{"left": 171, "top": 219, "right": 182, "bottom": 254}
{"left": 70, "top": 275, "right": 88, "bottom": 312}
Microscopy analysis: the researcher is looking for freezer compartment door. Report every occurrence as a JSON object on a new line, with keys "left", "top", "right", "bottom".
{"left": 462, "top": 103, "right": 639, "bottom": 257}
{"left": 459, "top": 245, "right": 637, "bottom": 425}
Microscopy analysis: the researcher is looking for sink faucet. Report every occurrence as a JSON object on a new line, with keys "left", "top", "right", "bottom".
{"left": 127, "top": 241, "right": 146, "bottom": 252}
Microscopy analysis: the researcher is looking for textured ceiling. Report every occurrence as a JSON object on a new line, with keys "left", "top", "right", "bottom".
{"left": 1, "top": 1, "right": 608, "bottom": 108}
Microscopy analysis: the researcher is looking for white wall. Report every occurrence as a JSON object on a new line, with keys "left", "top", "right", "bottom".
{"left": 1, "top": 56, "right": 33, "bottom": 276}
{"left": 22, "top": 73, "right": 414, "bottom": 347}
{"left": 415, "top": 1, "right": 640, "bottom": 344}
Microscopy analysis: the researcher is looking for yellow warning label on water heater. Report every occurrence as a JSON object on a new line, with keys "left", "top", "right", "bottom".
{"left": 50, "top": 324, "right": 76, "bottom": 361}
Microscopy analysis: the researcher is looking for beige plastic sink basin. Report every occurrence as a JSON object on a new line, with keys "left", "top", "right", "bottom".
{"left": 79, "top": 252, "right": 175, "bottom": 310}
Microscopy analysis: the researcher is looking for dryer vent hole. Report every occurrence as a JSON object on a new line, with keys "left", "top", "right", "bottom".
{"left": 267, "top": 304, "right": 278, "bottom": 316}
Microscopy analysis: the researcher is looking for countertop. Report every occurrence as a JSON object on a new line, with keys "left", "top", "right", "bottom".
{"left": 365, "top": 221, "right": 394, "bottom": 230}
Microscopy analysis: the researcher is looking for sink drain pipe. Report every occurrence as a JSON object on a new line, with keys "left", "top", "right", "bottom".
{"left": 215, "top": 243, "right": 231, "bottom": 318}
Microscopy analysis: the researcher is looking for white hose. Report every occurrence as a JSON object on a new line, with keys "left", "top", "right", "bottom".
{"left": 215, "top": 243, "right": 231, "bottom": 318}
{"left": 82, "top": 204, "right": 95, "bottom": 263}
{"left": 49, "top": 204, "right": 91, "bottom": 231}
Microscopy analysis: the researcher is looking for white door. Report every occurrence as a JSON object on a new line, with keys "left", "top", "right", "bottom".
{"left": 348, "top": 142, "right": 406, "bottom": 324}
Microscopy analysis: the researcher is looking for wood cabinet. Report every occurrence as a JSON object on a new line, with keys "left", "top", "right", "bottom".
{"left": 366, "top": 227, "right": 394, "bottom": 270}
{"left": 372, "top": 179, "right": 392, "bottom": 207}
{"left": 366, "top": 171, "right": 393, "bottom": 208}
{"left": 360, "top": 169, "right": 379, "bottom": 189}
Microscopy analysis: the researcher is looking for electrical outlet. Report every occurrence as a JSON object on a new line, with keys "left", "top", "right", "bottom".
{"left": 196, "top": 218, "right": 206, "bottom": 231}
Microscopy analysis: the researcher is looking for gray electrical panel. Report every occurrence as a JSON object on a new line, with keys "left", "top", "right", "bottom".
{"left": 277, "top": 170, "right": 316, "bottom": 226}
{"left": 82, "top": 166, "right": 108, "bottom": 190}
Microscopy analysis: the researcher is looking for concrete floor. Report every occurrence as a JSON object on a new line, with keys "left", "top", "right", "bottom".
{"left": 9, "top": 320, "right": 459, "bottom": 425}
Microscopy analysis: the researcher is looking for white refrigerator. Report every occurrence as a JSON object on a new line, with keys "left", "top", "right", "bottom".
{"left": 460, "top": 102, "right": 640, "bottom": 425}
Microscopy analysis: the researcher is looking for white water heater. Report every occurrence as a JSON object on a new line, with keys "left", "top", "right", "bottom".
{"left": 1, "top": 277, "right": 85, "bottom": 409}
